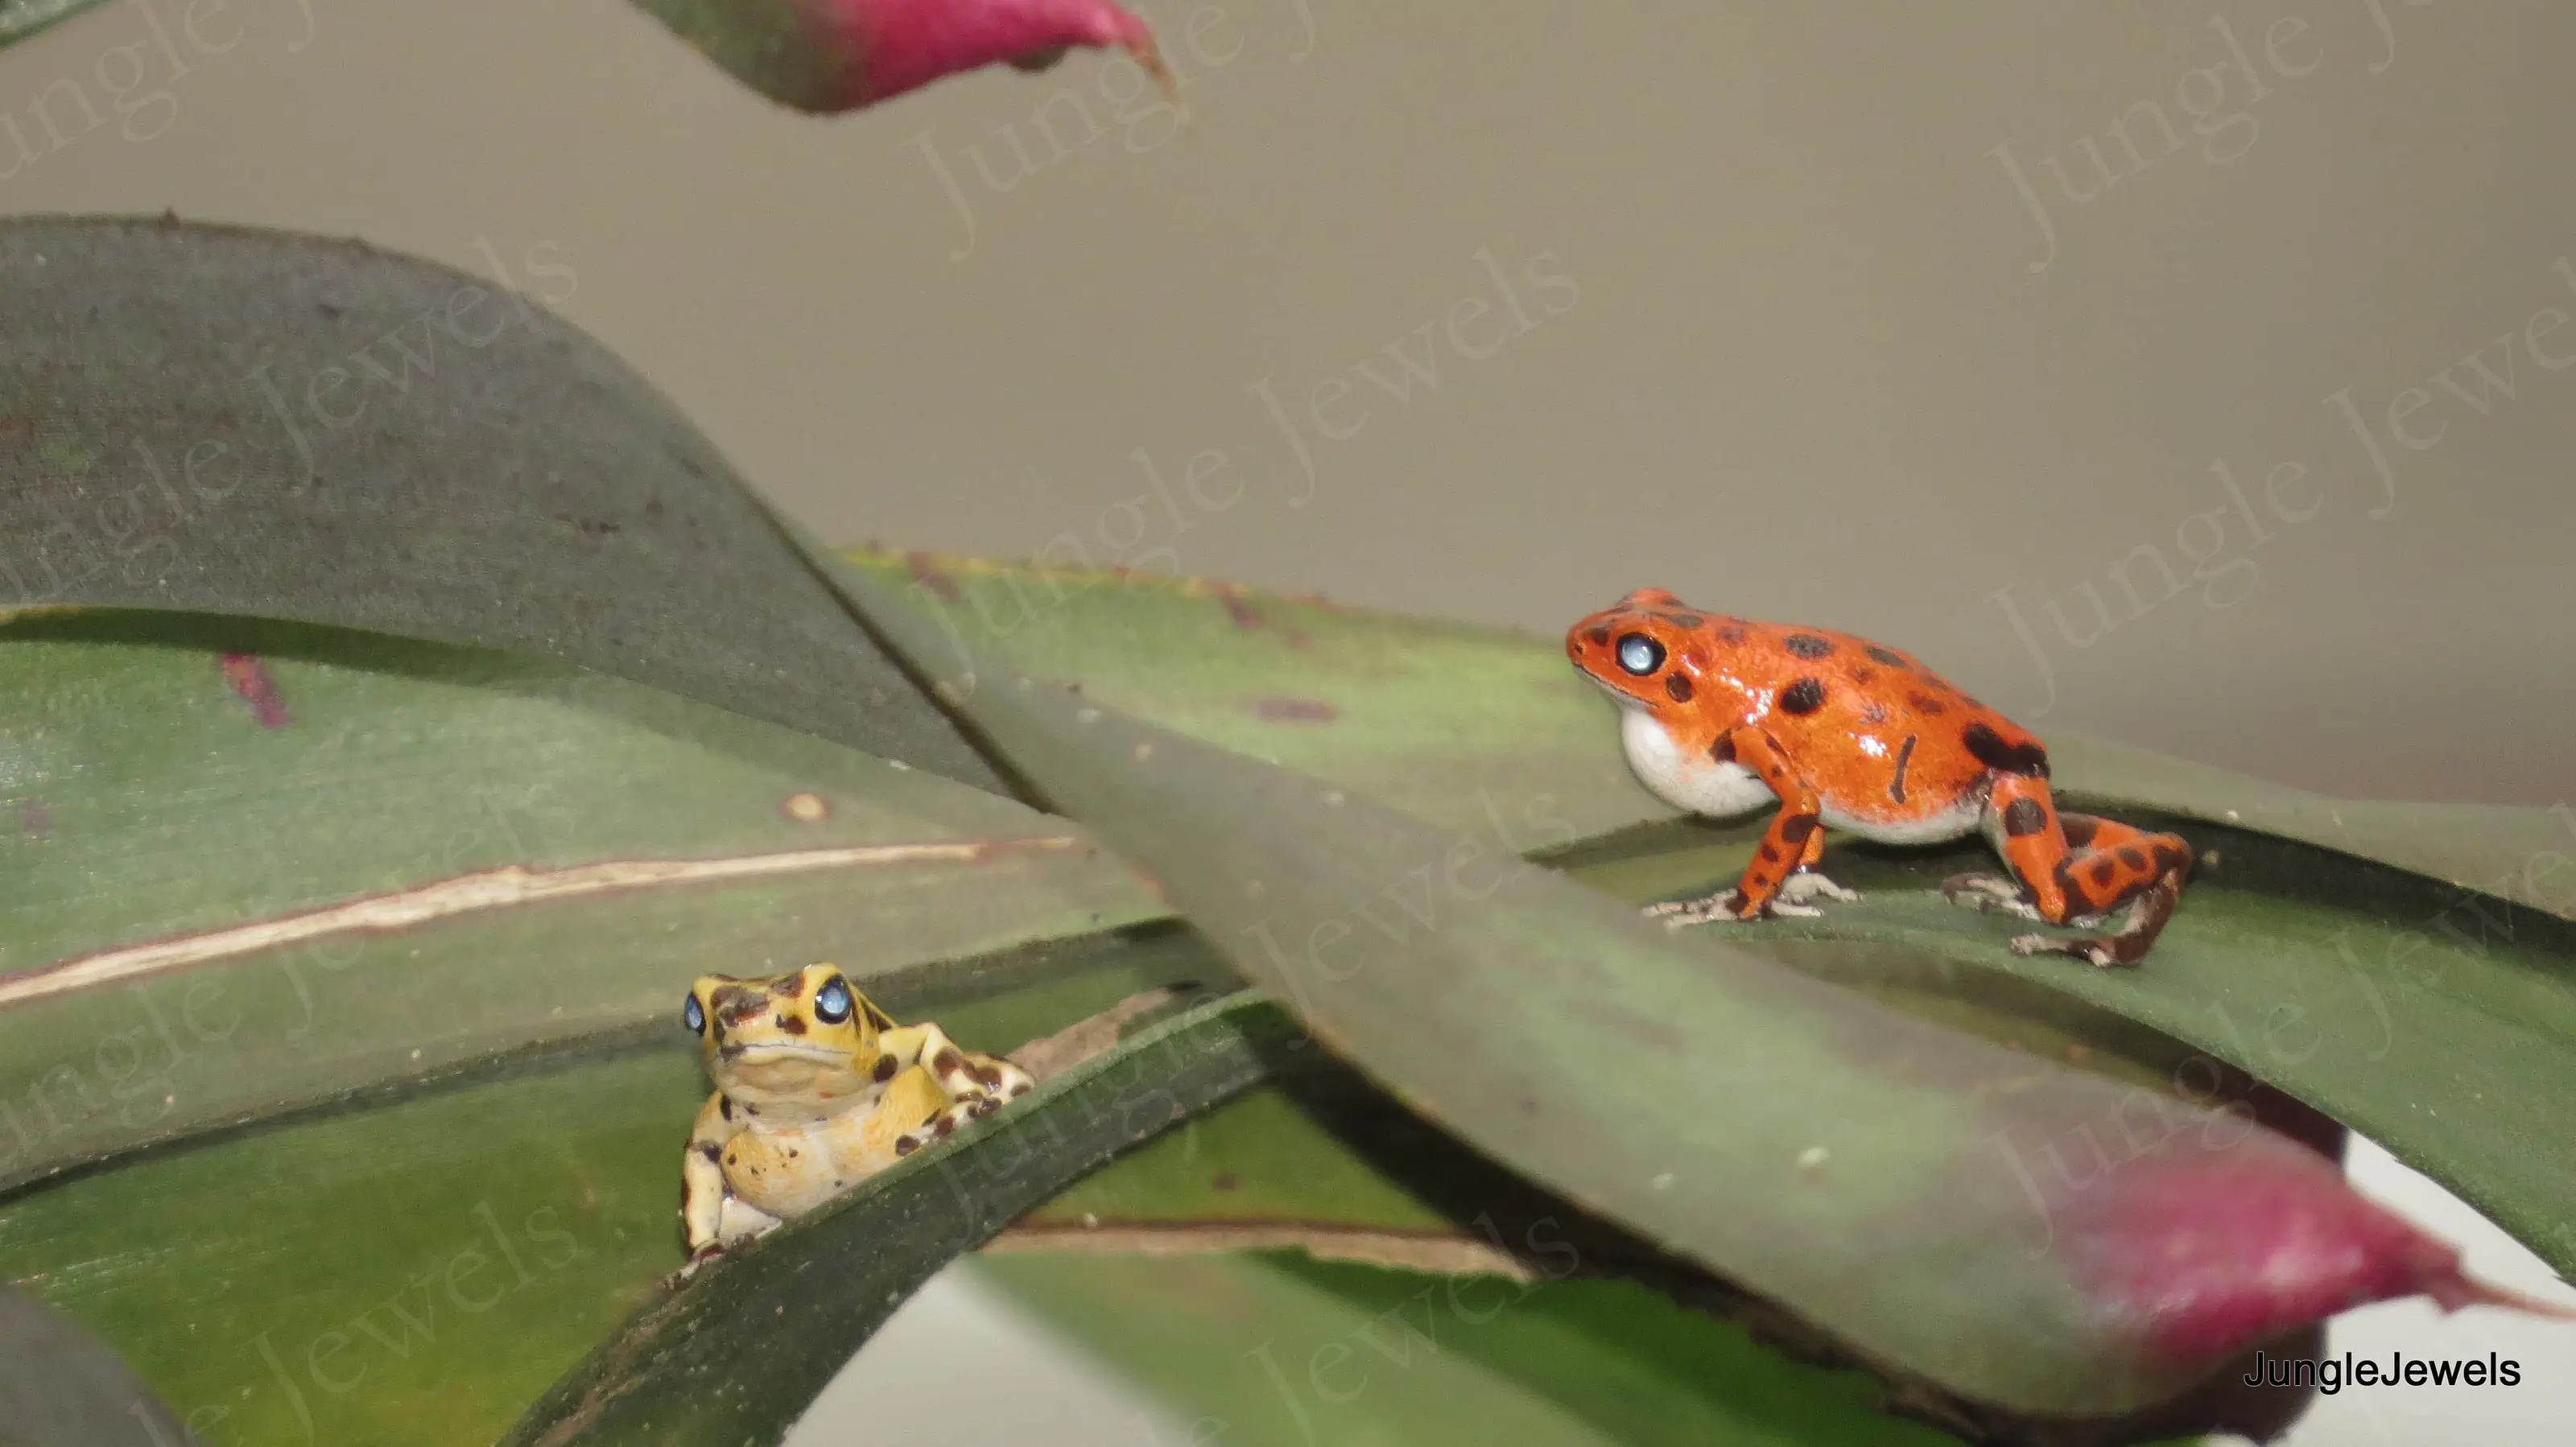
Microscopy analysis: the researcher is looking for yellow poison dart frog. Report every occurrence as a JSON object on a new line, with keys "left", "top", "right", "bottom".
{"left": 679, "top": 963, "right": 1034, "bottom": 1267}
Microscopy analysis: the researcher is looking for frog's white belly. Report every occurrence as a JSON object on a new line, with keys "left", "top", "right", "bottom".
{"left": 1619, "top": 709, "right": 1982, "bottom": 846}
{"left": 1620, "top": 709, "right": 1772, "bottom": 818}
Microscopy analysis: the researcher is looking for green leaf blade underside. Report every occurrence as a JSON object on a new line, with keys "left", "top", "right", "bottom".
{"left": 799, "top": 542, "right": 2406, "bottom": 1416}
{"left": 0, "top": 612, "right": 1160, "bottom": 1191}
{"left": 500, "top": 993, "right": 1300, "bottom": 1447}
{"left": 0, "top": 217, "right": 999, "bottom": 790}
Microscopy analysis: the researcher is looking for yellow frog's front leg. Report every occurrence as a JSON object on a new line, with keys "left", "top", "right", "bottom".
{"left": 879, "top": 1023, "right": 1036, "bottom": 1109}
{"left": 680, "top": 1094, "right": 782, "bottom": 1270}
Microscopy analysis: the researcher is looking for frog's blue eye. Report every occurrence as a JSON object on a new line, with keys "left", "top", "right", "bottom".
{"left": 815, "top": 976, "right": 854, "bottom": 1025}
{"left": 683, "top": 995, "right": 706, "bottom": 1034}
{"left": 1616, "top": 633, "right": 1666, "bottom": 676}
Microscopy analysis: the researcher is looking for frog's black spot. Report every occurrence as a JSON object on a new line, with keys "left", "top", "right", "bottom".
{"left": 1664, "top": 673, "right": 1695, "bottom": 703}
{"left": 971, "top": 1097, "right": 999, "bottom": 1117}
{"left": 2089, "top": 859, "right": 2117, "bottom": 888}
{"left": 1778, "top": 678, "right": 1826, "bottom": 715}
{"left": 1586, "top": 625, "right": 1612, "bottom": 646}
{"left": 935, "top": 1117, "right": 956, "bottom": 1137}
{"left": 696, "top": 1143, "right": 722, "bottom": 1162}
{"left": 934, "top": 1048, "right": 964, "bottom": 1076}
{"left": 873, "top": 1056, "right": 898, "bottom": 1082}
{"left": 973, "top": 1062, "right": 1002, "bottom": 1086}
{"left": 2002, "top": 798, "right": 2047, "bottom": 837}
{"left": 1963, "top": 721, "right": 2050, "bottom": 778}
{"left": 1758, "top": 843, "right": 1780, "bottom": 864}
{"left": 720, "top": 1099, "right": 735, "bottom": 1121}
{"left": 1661, "top": 611, "right": 1706, "bottom": 629}
{"left": 864, "top": 1003, "right": 895, "bottom": 1033}
{"left": 1866, "top": 645, "right": 1908, "bottom": 668}
{"left": 895, "top": 1137, "right": 919, "bottom": 1156}
{"left": 778, "top": 1015, "right": 807, "bottom": 1035}
{"left": 2060, "top": 815, "right": 2100, "bottom": 847}
{"left": 786, "top": 1148, "right": 799, "bottom": 1159}
{"left": 1708, "top": 735, "right": 1736, "bottom": 765}
{"left": 2155, "top": 840, "right": 2191, "bottom": 874}
{"left": 1717, "top": 625, "right": 1748, "bottom": 645}
{"left": 1784, "top": 633, "right": 1832, "bottom": 659}
{"left": 1907, "top": 692, "right": 1948, "bottom": 717}
{"left": 1777, "top": 814, "right": 1820, "bottom": 846}
{"left": 1889, "top": 735, "right": 1917, "bottom": 803}
{"left": 772, "top": 975, "right": 803, "bottom": 996}
{"left": 2117, "top": 845, "right": 2149, "bottom": 873}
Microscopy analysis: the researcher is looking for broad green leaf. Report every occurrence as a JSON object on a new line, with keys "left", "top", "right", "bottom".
{"left": 790, "top": 536, "right": 2467, "bottom": 1416}
{"left": 0, "top": 957, "right": 1183, "bottom": 1447}
{"left": 0, "top": 611, "right": 1159, "bottom": 1190}
{"left": 500, "top": 993, "right": 1300, "bottom": 1447}
{"left": 0, "top": 217, "right": 999, "bottom": 790}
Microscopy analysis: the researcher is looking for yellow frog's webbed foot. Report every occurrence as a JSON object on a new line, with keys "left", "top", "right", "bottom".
{"left": 675, "top": 1192, "right": 786, "bottom": 1281}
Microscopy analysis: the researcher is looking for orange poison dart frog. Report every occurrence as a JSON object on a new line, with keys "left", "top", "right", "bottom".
{"left": 1567, "top": 590, "right": 2192, "bottom": 967}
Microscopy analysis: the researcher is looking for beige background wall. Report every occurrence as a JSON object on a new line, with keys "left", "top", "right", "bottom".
{"left": 4, "top": 2, "right": 2571, "bottom": 1443}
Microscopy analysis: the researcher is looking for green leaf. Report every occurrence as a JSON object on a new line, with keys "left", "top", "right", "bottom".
{"left": 499, "top": 993, "right": 1300, "bottom": 1447}
{"left": 0, "top": 216, "right": 999, "bottom": 790}
{"left": 787, "top": 536, "right": 2458, "bottom": 1417}
{"left": 0, "top": 611, "right": 1159, "bottom": 1191}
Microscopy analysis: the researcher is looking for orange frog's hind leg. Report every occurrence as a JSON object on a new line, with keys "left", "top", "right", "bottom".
{"left": 1942, "top": 776, "right": 2192, "bottom": 967}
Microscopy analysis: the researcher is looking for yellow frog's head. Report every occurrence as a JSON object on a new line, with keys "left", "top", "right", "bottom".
{"left": 684, "top": 963, "right": 894, "bottom": 1117}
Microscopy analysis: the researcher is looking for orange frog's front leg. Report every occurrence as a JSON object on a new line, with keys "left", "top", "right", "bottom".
{"left": 1648, "top": 725, "right": 1861, "bottom": 925}
{"left": 1942, "top": 774, "right": 2195, "bottom": 967}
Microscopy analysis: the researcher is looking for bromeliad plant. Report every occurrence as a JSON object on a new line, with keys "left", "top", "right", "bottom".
{"left": 1, "top": 6, "right": 2571, "bottom": 1446}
